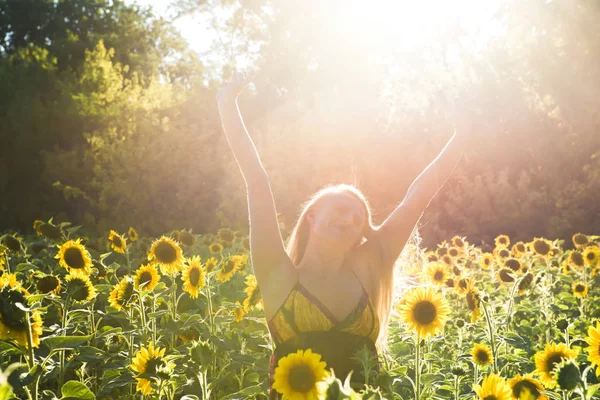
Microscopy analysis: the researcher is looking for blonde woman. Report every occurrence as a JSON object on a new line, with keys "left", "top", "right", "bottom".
{"left": 217, "top": 72, "right": 468, "bottom": 397}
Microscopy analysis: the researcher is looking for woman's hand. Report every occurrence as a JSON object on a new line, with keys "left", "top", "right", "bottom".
{"left": 217, "top": 71, "right": 254, "bottom": 105}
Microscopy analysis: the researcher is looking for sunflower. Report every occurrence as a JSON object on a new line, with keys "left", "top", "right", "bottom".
{"left": 2, "top": 235, "right": 22, "bottom": 253}
{"left": 497, "top": 267, "right": 515, "bottom": 284}
{"left": 531, "top": 238, "right": 552, "bottom": 257}
{"left": 127, "top": 227, "right": 139, "bottom": 242}
{"left": 36, "top": 275, "right": 62, "bottom": 295}
{"left": 179, "top": 230, "right": 195, "bottom": 247}
{"left": 130, "top": 343, "right": 175, "bottom": 396}
{"left": 182, "top": 256, "right": 205, "bottom": 299}
{"left": 572, "top": 233, "right": 589, "bottom": 249}
{"left": 465, "top": 287, "right": 482, "bottom": 323}
{"left": 441, "top": 254, "right": 453, "bottom": 267}
{"left": 511, "top": 241, "right": 527, "bottom": 257}
{"left": 204, "top": 257, "right": 218, "bottom": 273}
{"left": 33, "top": 220, "right": 44, "bottom": 235}
{"left": 494, "top": 247, "right": 511, "bottom": 260}
{"left": 445, "top": 278, "right": 455, "bottom": 288}
{"left": 0, "top": 274, "right": 43, "bottom": 348}
{"left": 571, "top": 282, "right": 588, "bottom": 298}
{"left": 233, "top": 302, "right": 245, "bottom": 322}
{"left": 424, "top": 262, "right": 447, "bottom": 286}
{"left": 472, "top": 343, "right": 493, "bottom": 367}
{"left": 55, "top": 239, "right": 94, "bottom": 277}
{"left": 480, "top": 253, "right": 494, "bottom": 270}
{"left": 518, "top": 273, "right": 534, "bottom": 295}
{"left": 272, "top": 349, "right": 330, "bottom": 399}
{"left": 495, "top": 234, "right": 510, "bottom": 248}
{"left": 448, "top": 247, "right": 460, "bottom": 258}
{"left": 584, "top": 321, "right": 600, "bottom": 377}
{"left": 504, "top": 258, "right": 522, "bottom": 273}
{"left": 135, "top": 264, "right": 160, "bottom": 291}
{"left": 398, "top": 287, "right": 451, "bottom": 339}
{"left": 243, "top": 274, "right": 263, "bottom": 312}
{"left": 474, "top": 373, "right": 512, "bottom": 400}
{"left": 437, "top": 245, "right": 449, "bottom": 257}
{"left": 65, "top": 274, "right": 96, "bottom": 303}
{"left": 568, "top": 251, "right": 585, "bottom": 269}
{"left": 582, "top": 246, "right": 599, "bottom": 266}
{"left": 534, "top": 342, "right": 577, "bottom": 388}
{"left": 107, "top": 230, "right": 127, "bottom": 254}
{"left": 425, "top": 251, "right": 440, "bottom": 262}
{"left": 451, "top": 236, "right": 466, "bottom": 250}
{"left": 216, "top": 255, "right": 245, "bottom": 283}
{"left": 109, "top": 276, "right": 135, "bottom": 311}
{"left": 553, "top": 359, "right": 582, "bottom": 391}
{"left": 217, "top": 228, "right": 236, "bottom": 243}
{"left": 148, "top": 236, "right": 184, "bottom": 275}
{"left": 456, "top": 277, "right": 474, "bottom": 295}
{"left": 508, "top": 374, "right": 548, "bottom": 400}
{"left": 208, "top": 242, "right": 223, "bottom": 255}
{"left": 37, "top": 221, "right": 63, "bottom": 239}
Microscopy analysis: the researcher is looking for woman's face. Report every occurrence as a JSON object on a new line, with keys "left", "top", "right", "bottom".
{"left": 306, "top": 194, "right": 367, "bottom": 250}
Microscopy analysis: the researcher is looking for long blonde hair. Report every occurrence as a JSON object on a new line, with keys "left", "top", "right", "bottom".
{"left": 284, "top": 183, "right": 420, "bottom": 352}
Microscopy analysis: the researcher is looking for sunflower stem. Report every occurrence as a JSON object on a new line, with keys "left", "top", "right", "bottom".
{"left": 138, "top": 292, "right": 148, "bottom": 344}
{"left": 170, "top": 275, "right": 178, "bottom": 350}
{"left": 415, "top": 334, "right": 421, "bottom": 400}
{"left": 59, "top": 296, "right": 70, "bottom": 392}
{"left": 505, "top": 278, "right": 519, "bottom": 331}
{"left": 25, "top": 310, "right": 38, "bottom": 400}
{"left": 481, "top": 302, "right": 498, "bottom": 375}
{"left": 205, "top": 276, "right": 216, "bottom": 377}
{"left": 454, "top": 375, "right": 459, "bottom": 400}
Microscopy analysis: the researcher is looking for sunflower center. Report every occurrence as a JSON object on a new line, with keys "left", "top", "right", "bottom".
{"left": 139, "top": 272, "right": 152, "bottom": 286}
{"left": 0, "top": 289, "right": 27, "bottom": 331}
{"left": 533, "top": 241, "right": 550, "bottom": 255}
{"left": 288, "top": 363, "right": 316, "bottom": 393}
{"left": 575, "top": 284, "right": 585, "bottom": 292}
{"left": 64, "top": 247, "right": 85, "bottom": 269}
{"left": 466, "top": 291, "right": 479, "bottom": 311}
{"left": 413, "top": 301, "right": 437, "bottom": 325}
{"left": 37, "top": 276, "right": 60, "bottom": 293}
{"left": 505, "top": 259, "right": 520, "bottom": 272}
{"left": 483, "top": 396, "right": 497, "bottom": 400}
{"left": 586, "top": 252, "right": 595, "bottom": 261}
{"left": 547, "top": 354, "right": 565, "bottom": 375}
{"left": 513, "top": 380, "right": 541, "bottom": 398}
{"left": 574, "top": 235, "right": 588, "bottom": 245}
{"left": 499, "top": 269, "right": 514, "bottom": 283}
{"left": 499, "top": 249, "right": 510, "bottom": 258}
{"left": 223, "top": 260, "right": 236, "bottom": 274}
{"left": 144, "top": 356, "right": 163, "bottom": 375}
{"left": 476, "top": 350, "right": 490, "bottom": 363}
{"left": 433, "top": 271, "right": 444, "bottom": 281}
{"left": 70, "top": 279, "right": 91, "bottom": 301}
{"left": 189, "top": 268, "right": 201, "bottom": 286}
{"left": 455, "top": 239, "right": 464, "bottom": 247}
{"left": 112, "top": 236, "right": 123, "bottom": 247}
{"left": 571, "top": 252, "right": 584, "bottom": 266}
{"left": 155, "top": 242, "right": 177, "bottom": 263}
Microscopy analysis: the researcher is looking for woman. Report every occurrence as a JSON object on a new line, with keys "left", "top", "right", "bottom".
{"left": 216, "top": 72, "right": 469, "bottom": 397}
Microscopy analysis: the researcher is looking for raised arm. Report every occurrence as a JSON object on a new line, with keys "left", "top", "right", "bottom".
{"left": 371, "top": 129, "right": 469, "bottom": 268}
{"left": 216, "top": 72, "right": 288, "bottom": 283}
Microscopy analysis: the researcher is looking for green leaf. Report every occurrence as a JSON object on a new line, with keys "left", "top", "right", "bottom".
{"left": 245, "top": 371, "right": 260, "bottom": 383}
{"left": 0, "top": 341, "right": 25, "bottom": 357}
{"left": 60, "top": 381, "right": 95, "bottom": 400}
{"left": 502, "top": 332, "right": 528, "bottom": 349}
{"left": 220, "top": 384, "right": 262, "bottom": 400}
{"left": 42, "top": 335, "right": 91, "bottom": 351}
{"left": 420, "top": 373, "right": 445, "bottom": 385}
{"left": 587, "top": 383, "right": 600, "bottom": 399}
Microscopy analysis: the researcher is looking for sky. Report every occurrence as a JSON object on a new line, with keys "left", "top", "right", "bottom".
{"left": 124, "top": 0, "right": 215, "bottom": 54}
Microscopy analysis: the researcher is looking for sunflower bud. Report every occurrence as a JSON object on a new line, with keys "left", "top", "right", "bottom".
{"left": 556, "top": 318, "right": 569, "bottom": 331}
{"left": 554, "top": 359, "right": 581, "bottom": 391}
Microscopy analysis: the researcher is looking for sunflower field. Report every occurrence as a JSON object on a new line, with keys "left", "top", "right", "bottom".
{"left": 0, "top": 220, "right": 599, "bottom": 400}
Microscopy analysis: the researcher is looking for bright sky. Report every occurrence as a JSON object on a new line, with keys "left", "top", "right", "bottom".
{"left": 124, "top": 0, "right": 215, "bottom": 54}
